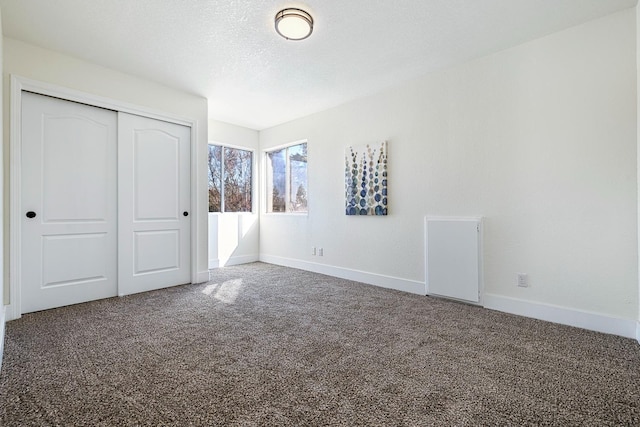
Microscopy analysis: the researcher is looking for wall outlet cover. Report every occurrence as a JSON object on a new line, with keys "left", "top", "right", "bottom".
{"left": 517, "top": 273, "right": 529, "bottom": 287}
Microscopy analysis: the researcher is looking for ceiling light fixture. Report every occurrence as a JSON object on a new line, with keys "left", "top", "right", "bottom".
{"left": 275, "top": 8, "right": 314, "bottom": 41}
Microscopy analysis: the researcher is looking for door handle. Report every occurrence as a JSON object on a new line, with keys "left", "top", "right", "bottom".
{"left": 183, "top": 211, "right": 189, "bottom": 217}
{"left": 26, "top": 211, "right": 36, "bottom": 219}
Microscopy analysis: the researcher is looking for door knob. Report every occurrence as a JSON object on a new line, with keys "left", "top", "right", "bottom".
{"left": 26, "top": 211, "right": 36, "bottom": 218}
{"left": 183, "top": 211, "right": 189, "bottom": 217}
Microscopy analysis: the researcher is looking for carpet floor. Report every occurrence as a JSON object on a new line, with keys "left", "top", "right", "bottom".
{"left": 1, "top": 262, "right": 639, "bottom": 426}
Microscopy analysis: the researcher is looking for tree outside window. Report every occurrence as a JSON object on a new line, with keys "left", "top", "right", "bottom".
{"left": 266, "top": 142, "right": 308, "bottom": 213}
{"left": 208, "top": 144, "right": 252, "bottom": 213}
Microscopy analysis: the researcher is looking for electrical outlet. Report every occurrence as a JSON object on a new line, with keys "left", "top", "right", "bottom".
{"left": 311, "top": 247, "right": 316, "bottom": 256}
{"left": 517, "top": 273, "right": 528, "bottom": 288}
{"left": 318, "top": 248, "right": 324, "bottom": 256}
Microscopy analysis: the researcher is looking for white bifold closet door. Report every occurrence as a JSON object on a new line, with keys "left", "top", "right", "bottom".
{"left": 20, "top": 93, "right": 191, "bottom": 314}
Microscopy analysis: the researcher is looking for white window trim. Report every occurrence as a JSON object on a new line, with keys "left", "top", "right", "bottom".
{"left": 208, "top": 141, "right": 256, "bottom": 214}
{"left": 262, "top": 139, "right": 308, "bottom": 215}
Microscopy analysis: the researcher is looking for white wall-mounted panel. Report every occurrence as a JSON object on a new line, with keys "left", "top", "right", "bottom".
{"left": 426, "top": 217, "right": 482, "bottom": 303}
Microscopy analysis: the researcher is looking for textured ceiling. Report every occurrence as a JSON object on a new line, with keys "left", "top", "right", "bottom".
{"left": 1, "top": 0, "right": 637, "bottom": 130}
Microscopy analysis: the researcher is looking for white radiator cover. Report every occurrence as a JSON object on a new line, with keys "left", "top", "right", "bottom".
{"left": 425, "top": 217, "right": 483, "bottom": 304}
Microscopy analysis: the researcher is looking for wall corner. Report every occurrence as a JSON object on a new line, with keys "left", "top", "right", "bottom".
{"left": 0, "top": 305, "right": 5, "bottom": 372}
{"left": 636, "top": 3, "right": 640, "bottom": 345}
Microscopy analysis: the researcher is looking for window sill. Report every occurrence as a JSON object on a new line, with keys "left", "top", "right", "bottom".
{"left": 208, "top": 212, "right": 255, "bottom": 215}
{"left": 263, "top": 212, "right": 308, "bottom": 217}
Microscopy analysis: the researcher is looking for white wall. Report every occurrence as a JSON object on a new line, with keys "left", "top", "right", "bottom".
{"left": 0, "top": 7, "right": 5, "bottom": 370}
{"left": 260, "top": 10, "right": 638, "bottom": 335}
{"left": 637, "top": 5, "right": 640, "bottom": 343}
{"left": 2, "top": 38, "right": 210, "bottom": 306}
{"left": 208, "top": 119, "right": 260, "bottom": 268}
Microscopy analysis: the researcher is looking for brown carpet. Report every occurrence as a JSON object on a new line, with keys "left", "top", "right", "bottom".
{"left": 1, "top": 262, "right": 639, "bottom": 426}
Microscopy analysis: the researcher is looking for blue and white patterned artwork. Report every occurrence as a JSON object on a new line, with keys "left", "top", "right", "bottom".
{"left": 345, "top": 141, "right": 388, "bottom": 216}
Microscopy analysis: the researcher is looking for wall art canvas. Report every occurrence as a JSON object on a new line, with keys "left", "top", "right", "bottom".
{"left": 345, "top": 141, "right": 388, "bottom": 215}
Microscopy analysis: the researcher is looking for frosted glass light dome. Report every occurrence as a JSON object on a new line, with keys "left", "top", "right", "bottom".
{"left": 275, "top": 8, "right": 314, "bottom": 41}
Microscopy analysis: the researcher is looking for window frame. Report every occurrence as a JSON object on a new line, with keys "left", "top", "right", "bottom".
{"left": 207, "top": 141, "right": 256, "bottom": 214}
{"left": 263, "top": 139, "right": 309, "bottom": 215}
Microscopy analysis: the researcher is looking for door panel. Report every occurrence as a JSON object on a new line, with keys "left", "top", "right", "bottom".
{"left": 134, "top": 230, "right": 180, "bottom": 274}
{"left": 134, "top": 130, "right": 181, "bottom": 220}
{"left": 42, "top": 233, "right": 109, "bottom": 287}
{"left": 118, "top": 113, "right": 191, "bottom": 295}
{"left": 42, "top": 116, "right": 110, "bottom": 222}
{"left": 21, "top": 92, "right": 118, "bottom": 313}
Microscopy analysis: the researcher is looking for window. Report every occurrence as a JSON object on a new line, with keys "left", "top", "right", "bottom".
{"left": 208, "top": 144, "right": 253, "bottom": 212}
{"left": 266, "top": 142, "right": 308, "bottom": 213}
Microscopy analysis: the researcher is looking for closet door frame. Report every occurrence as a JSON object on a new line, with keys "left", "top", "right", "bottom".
{"left": 8, "top": 75, "right": 200, "bottom": 321}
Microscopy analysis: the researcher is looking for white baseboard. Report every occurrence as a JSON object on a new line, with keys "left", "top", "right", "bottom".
{"left": 260, "top": 254, "right": 425, "bottom": 295}
{"left": 0, "top": 305, "right": 6, "bottom": 372}
{"left": 5, "top": 303, "right": 19, "bottom": 322}
{"left": 209, "top": 254, "right": 259, "bottom": 270}
{"left": 260, "top": 257, "right": 636, "bottom": 340}
{"left": 196, "top": 270, "right": 210, "bottom": 284}
{"left": 484, "top": 293, "right": 637, "bottom": 339}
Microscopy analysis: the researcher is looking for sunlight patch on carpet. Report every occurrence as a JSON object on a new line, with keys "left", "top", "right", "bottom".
{"left": 202, "top": 279, "right": 243, "bottom": 304}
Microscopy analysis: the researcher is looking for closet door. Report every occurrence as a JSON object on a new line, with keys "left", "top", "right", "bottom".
{"left": 118, "top": 113, "right": 191, "bottom": 296}
{"left": 21, "top": 92, "right": 118, "bottom": 313}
